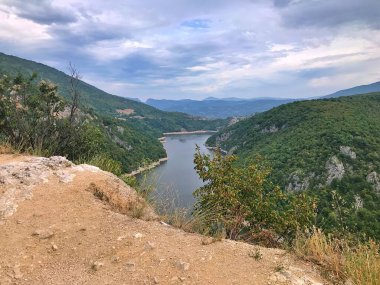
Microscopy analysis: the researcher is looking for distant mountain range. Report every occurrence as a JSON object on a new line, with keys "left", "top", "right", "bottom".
{"left": 146, "top": 81, "right": 380, "bottom": 118}
{"left": 146, "top": 98, "right": 297, "bottom": 118}
{"left": 322, "top": 81, "right": 380, "bottom": 98}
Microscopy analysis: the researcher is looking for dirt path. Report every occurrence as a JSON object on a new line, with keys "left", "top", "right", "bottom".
{"left": 0, "top": 155, "right": 326, "bottom": 285}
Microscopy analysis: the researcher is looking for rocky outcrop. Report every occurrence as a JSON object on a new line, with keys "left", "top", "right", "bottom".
{"left": 0, "top": 156, "right": 154, "bottom": 222}
{"left": 216, "top": 131, "right": 231, "bottom": 143}
{"left": 340, "top": 146, "right": 357, "bottom": 159}
{"left": 366, "top": 171, "right": 380, "bottom": 196}
{"left": 261, "top": 125, "right": 279, "bottom": 134}
{"left": 286, "top": 173, "right": 313, "bottom": 191}
{"left": 326, "top": 156, "right": 345, "bottom": 185}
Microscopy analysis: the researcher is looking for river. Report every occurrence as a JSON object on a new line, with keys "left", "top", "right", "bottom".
{"left": 137, "top": 133, "right": 213, "bottom": 208}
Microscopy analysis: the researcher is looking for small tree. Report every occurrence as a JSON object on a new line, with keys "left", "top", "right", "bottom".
{"left": 0, "top": 74, "right": 64, "bottom": 152}
{"left": 193, "top": 147, "right": 316, "bottom": 243}
{"left": 68, "top": 62, "right": 81, "bottom": 125}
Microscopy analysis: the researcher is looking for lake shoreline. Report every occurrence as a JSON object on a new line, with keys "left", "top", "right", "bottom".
{"left": 162, "top": 130, "right": 217, "bottom": 135}
{"left": 206, "top": 146, "right": 228, "bottom": 154}
{"left": 126, "top": 157, "right": 168, "bottom": 177}
{"left": 127, "top": 131, "right": 217, "bottom": 177}
{"left": 136, "top": 132, "right": 213, "bottom": 207}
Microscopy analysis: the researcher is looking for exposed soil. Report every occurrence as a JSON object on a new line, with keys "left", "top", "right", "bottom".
{"left": 0, "top": 155, "right": 327, "bottom": 285}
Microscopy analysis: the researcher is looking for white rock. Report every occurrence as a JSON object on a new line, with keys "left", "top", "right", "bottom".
{"left": 326, "top": 156, "right": 345, "bottom": 185}
{"left": 91, "top": 261, "right": 104, "bottom": 271}
{"left": 133, "top": 233, "right": 143, "bottom": 239}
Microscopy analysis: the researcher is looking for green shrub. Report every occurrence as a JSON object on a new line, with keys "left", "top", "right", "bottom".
{"left": 193, "top": 147, "right": 316, "bottom": 243}
{"left": 85, "top": 155, "right": 123, "bottom": 176}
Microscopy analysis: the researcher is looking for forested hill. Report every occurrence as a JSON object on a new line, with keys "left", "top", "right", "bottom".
{"left": 0, "top": 52, "right": 226, "bottom": 173}
{"left": 207, "top": 93, "right": 380, "bottom": 239}
{"left": 0, "top": 52, "right": 226, "bottom": 136}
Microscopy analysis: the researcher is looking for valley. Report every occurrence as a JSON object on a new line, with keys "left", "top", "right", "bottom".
{"left": 1, "top": 10, "right": 380, "bottom": 283}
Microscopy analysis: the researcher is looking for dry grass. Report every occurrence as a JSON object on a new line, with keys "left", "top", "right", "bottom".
{"left": 136, "top": 173, "right": 211, "bottom": 234}
{"left": 86, "top": 181, "right": 157, "bottom": 221}
{"left": 0, "top": 142, "right": 17, "bottom": 154}
{"left": 293, "top": 228, "right": 380, "bottom": 285}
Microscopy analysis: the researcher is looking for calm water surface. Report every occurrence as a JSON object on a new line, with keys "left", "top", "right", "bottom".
{"left": 138, "top": 134, "right": 212, "bottom": 208}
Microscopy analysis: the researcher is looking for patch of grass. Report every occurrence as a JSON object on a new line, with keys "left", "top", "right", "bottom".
{"left": 274, "top": 263, "right": 285, "bottom": 272}
{"left": 0, "top": 142, "right": 16, "bottom": 154}
{"left": 79, "top": 154, "right": 123, "bottom": 176}
{"left": 293, "top": 228, "right": 380, "bottom": 285}
{"left": 249, "top": 248, "right": 263, "bottom": 261}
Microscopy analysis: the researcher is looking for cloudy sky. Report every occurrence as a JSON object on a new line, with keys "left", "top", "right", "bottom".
{"left": 0, "top": 0, "right": 379, "bottom": 100}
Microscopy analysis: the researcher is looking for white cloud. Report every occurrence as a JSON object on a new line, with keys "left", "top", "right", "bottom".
{"left": 0, "top": 10, "right": 51, "bottom": 45}
{"left": 85, "top": 39, "right": 152, "bottom": 61}
{"left": 0, "top": 0, "right": 379, "bottom": 99}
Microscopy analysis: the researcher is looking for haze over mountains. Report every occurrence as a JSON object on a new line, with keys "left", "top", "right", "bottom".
{"left": 146, "top": 98, "right": 297, "bottom": 118}
{"left": 146, "top": 81, "right": 380, "bottom": 118}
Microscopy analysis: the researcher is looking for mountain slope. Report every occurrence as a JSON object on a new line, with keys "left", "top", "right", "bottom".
{"left": 0, "top": 52, "right": 226, "bottom": 135}
{"left": 207, "top": 93, "right": 380, "bottom": 239}
{"left": 0, "top": 52, "right": 226, "bottom": 172}
{"left": 323, "top": 81, "right": 380, "bottom": 98}
{"left": 146, "top": 98, "right": 296, "bottom": 118}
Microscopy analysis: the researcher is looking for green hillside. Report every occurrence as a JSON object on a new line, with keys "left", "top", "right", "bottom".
{"left": 207, "top": 94, "right": 380, "bottom": 239}
{"left": 0, "top": 52, "right": 226, "bottom": 136}
{"left": 0, "top": 52, "right": 226, "bottom": 172}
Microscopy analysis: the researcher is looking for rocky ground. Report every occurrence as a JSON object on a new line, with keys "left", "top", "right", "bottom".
{"left": 0, "top": 154, "right": 327, "bottom": 285}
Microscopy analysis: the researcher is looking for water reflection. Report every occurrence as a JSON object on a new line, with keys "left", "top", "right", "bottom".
{"left": 138, "top": 134, "right": 212, "bottom": 208}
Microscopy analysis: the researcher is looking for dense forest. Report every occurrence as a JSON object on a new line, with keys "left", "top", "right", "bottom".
{"left": 207, "top": 94, "right": 380, "bottom": 239}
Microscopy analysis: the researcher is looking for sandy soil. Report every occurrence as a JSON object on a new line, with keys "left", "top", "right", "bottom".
{"left": 0, "top": 155, "right": 326, "bottom": 285}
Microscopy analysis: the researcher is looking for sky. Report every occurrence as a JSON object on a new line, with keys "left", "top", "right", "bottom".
{"left": 0, "top": 0, "right": 379, "bottom": 101}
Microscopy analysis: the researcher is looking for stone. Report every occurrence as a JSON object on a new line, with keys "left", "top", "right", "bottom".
{"left": 160, "top": 221, "right": 170, "bottom": 226}
{"left": 32, "top": 229, "right": 54, "bottom": 239}
{"left": 125, "top": 261, "right": 135, "bottom": 271}
{"left": 144, "top": 241, "right": 155, "bottom": 250}
{"left": 153, "top": 277, "right": 160, "bottom": 284}
{"left": 111, "top": 256, "right": 120, "bottom": 263}
{"left": 91, "top": 261, "right": 104, "bottom": 271}
{"left": 176, "top": 260, "right": 190, "bottom": 271}
{"left": 56, "top": 171, "right": 75, "bottom": 183}
{"left": 134, "top": 233, "right": 143, "bottom": 239}
{"left": 51, "top": 243, "right": 58, "bottom": 251}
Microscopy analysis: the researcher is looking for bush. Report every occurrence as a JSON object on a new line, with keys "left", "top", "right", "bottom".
{"left": 85, "top": 155, "right": 123, "bottom": 176}
{"left": 193, "top": 147, "right": 316, "bottom": 243}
